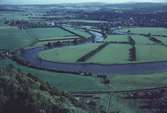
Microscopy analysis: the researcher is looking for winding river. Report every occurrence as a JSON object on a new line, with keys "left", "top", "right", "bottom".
{"left": 18, "top": 30, "right": 167, "bottom": 75}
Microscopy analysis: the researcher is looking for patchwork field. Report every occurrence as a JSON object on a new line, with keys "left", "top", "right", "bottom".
{"left": 64, "top": 26, "right": 92, "bottom": 38}
{"left": 87, "top": 44, "right": 130, "bottom": 64}
{"left": 105, "top": 35, "right": 129, "bottom": 42}
{"left": 25, "top": 27, "right": 75, "bottom": 40}
{"left": 120, "top": 27, "right": 167, "bottom": 36}
{"left": 0, "top": 26, "right": 34, "bottom": 49}
{"left": 156, "top": 36, "right": 167, "bottom": 44}
{"left": 136, "top": 45, "right": 167, "bottom": 62}
{"left": 2, "top": 5, "right": 167, "bottom": 113}
{"left": 0, "top": 18, "right": 7, "bottom": 26}
{"left": 131, "top": 35, "right": 154, "bottom": 44}
{"left": 39, "top": 44, "right": 100, "bottom": 63}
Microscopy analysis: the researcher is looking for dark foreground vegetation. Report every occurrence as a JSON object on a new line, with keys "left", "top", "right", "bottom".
{"left": 0, "top": 65, "right": 90, "bottom": 113}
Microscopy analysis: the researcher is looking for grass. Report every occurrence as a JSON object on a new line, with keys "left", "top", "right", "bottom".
{"left": 105, "top": 35, "right": 128, "bottom": 42}
{"left": 0, "top": 18, "right": 7, "bottom": 26}
{"left": 64, "top": 26, "right": 91, "bottom": 38}
{"left": 88, "top": 44, "right": 130, "bottom": 64}
{"left": 39, "top": 44, "right": 100, "bottom": 63}
{"left": 25, "top": 27, "right": 75, "bottom": 40}
{"left": 0, "top": 59, "right": 107, "bottom": 92}
{"left": 3, "top": 58, "right": 167, "bottom": 93}
{"left": 156, "top": 36, "right": 167, "bottom": 44}
{"left": 136, "top": 45, "right": 167, "bottom": 62}
{"left": 120, "top": 27, "right": 167, "bottom": 36}
{"left": 0, "top": 11, "right": 30, "bottom": 21}
{"left": 110, "top": 73, "right": 167, "bottom": 91}
{"left": 101, "top": 94, "right": 140, "bottom": 113}
{"left": 131, "top": 35, "right": 154, "bottom": 45}
{"left": 0, "top": 26, "right": 34, "bottom": 49}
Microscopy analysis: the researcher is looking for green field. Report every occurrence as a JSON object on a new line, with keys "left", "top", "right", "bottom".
{"left": 2, "top": 59, "right": 167, "bottom": 92}
{"left": 105, "top": 35, "right": 128, "bottom": 42}
{"left": 131, "top": 35, "right": 154, "bottom": 44}
{"left": 120, "top": 27, "right": 167, "bottom": 36}
{"left": 156, "top": 36, "right": 167, "bottom": 44}
{"left": 0, "top": 59, "right": 107, "bottom": 92}
{"left": 0, "top": 18, "right": 7, "bottom": 26}
{"left": 0, "top": 26, "right": 34, "bottom": 49}
{"left": 64, "top": 26, "right": 91, "bottom": 38}
{"left": 39, "top": 44, "right": 100, "bottom": 63}
{"left": 25, "top": 27, "right": 75, "bottom": 40}
{"left": 136, "top": 45, "right": 167, "bottom": 62}
{"left": 88, "top": 44, "right": 130, "bottom": 64}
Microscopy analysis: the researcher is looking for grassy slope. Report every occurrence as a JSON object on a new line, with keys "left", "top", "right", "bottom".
{"left": 0, "top": 59, "right": 107, "bottom": 92}
{"left": 0, "top": 67, "right": 89, "bottom": 113}
{"left": 88, "top": 44, "right": 130, "bottom": 64}
{"left": 0, "top": 27, "right": 34, "bottom": 49}
{"left": 39, "top": 44, "right": 100, "bottom": 63}
{"left": 25, "top": 27, "right": 75, "bottom": 40}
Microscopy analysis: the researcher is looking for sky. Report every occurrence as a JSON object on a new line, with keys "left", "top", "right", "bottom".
{"left": 0, "top": 0, "right": 166, "bottom": 4}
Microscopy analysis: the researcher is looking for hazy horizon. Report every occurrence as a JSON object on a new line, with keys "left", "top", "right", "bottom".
{"left": 0, "top": 0, "right": 167, "bottom": 5}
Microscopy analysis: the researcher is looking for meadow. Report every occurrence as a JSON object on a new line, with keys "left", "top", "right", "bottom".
{"left": 87, "top": 44, "right": 130, "bottom": 64}
{"left": 25, "top": 27, "right": 75, "bottom": 40}
{"left": 0, "top": 59, "right": 107, "bottom": 92}
{"left": 131, "top": 35, "right": 154, "bottom": 44}
{"left": 120, "top": 27, "right": 167, "bottom": 36}
{"left": 39, "top": 44, "right": 100, "bottom": 63}
{"left": 105, "top": 35, "right": 128, "bottom": 42}
{"left": 64, "top": 26, "right": 92, "bottom": 38}
{"left": 0, "top": 26, "right": 34, "bottom": 49}
{"left": 136, "top": 45, "right": 167, "bottom": 62}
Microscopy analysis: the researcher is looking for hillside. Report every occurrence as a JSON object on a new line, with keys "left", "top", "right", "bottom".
{"left": 0, "top": 66, "right": 90, "bottom": 113}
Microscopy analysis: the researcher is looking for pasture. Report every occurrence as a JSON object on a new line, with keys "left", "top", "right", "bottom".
{"left": 105, "top": 35, "right": 128, "bottom": 42}
{"left": 87, "top": 44, "right": 130, "bottom": 64}
{"left": 0, "top": 59, "right": 107, "bottom": 92}
{"left": 1, "top": 6, "right": 167, "bottom": 113}
{"left": 64, "top": 26, "right": 92, "bottom": 38}
{"left": 25, "top": 27, "right": 75, "bottom": 40}
{"left": 0, "top": 26, "right": 34, "bottom": 49}
{"left": 38, "top": 44, "right": 100, "bottom": 63}
{"left": 131, "top": 35, "right": 154, "bottom": 45}
{"left": 120, "top": 27, "right": 167, "bottom": 36}
{"left": 136, "top": 45, "right": 167, "bottom": 62}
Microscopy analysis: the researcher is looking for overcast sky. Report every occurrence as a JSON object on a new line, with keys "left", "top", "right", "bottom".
{"left": 0, "top": 0, "right": 166, "bottom": 4}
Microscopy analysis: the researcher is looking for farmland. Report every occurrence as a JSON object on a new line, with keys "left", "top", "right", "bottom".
{"left": 64, "top": 26, "right": 92, "bottom": 38}
{"left": 0, "top": 59, "right": 108, "bottom": 92}
{"left": 119, "top": 27, "right": 167, "bottom": 36}
{"left": 87, "top": 44, "right": 130, "bottom": 64}
{"left": 131, "top": 35, "right": 155, "bottom": 44}
{"left": 39, "top": 44, "right": 100, "bottom": 63}
{"left": 0, "top": 26, "right": 34, "bottom": 49}
{"left": 38, "top": 31, "right": 167, "bottom": 64}
{"left": 105, "top": 35, "right": 129, "bottom": 42}
{"left": 136, "top": 45, "right": 167, "bottom": 62}
{"left": 25, "top": 27, "right": 75, "bottom": 40}
{"left": 1, "top": 4, "right": 167, "bottom": 113}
